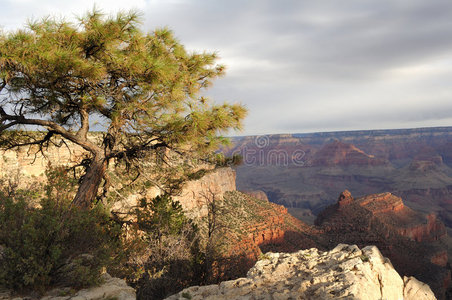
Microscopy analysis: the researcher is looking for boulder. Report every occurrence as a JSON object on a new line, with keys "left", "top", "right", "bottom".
{"left": 1, "top": 274, "right": 135, "bottom": 300}
{"left": 165, "top": 244, "right": 436, "bottom": 300}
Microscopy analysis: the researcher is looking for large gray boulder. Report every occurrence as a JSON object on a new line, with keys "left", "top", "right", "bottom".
{"left": 165, "top": 244, "right": 436, "bottom": 300}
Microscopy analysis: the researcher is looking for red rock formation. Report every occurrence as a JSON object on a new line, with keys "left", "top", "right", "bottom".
{"left": 338, "top": 189, "right": 353, "bottom": 207}
{"left": 219, "top": 191, "right": 318, "bottom": 278}
{"left": 396, "top": 213, "right": 446, "bottom": 242}
{"left": 309, "top": 140, "right": 387, "bottom": 167}
{"left": 315, "top": 190, "right": 450, "bottom": 299}
{"left": 359, "top": 193, "right": 405, "bottom": 214}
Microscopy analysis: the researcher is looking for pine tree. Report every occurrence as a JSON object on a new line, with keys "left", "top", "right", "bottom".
{"left": 0, "top": 10, "right": 246, "bottom": 207}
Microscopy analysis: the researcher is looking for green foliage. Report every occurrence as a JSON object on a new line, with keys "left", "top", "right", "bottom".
{"left": 210, "top": 153, "right": 243, "bottom": 167}
{"left": 0, "top": 168, "right": 120, "bottom": 293}
{"left": 136, "top": 194, "right": 193, "bottom": 241}
{"left": 132, "top": 194, "right": 201, "bottom": 299}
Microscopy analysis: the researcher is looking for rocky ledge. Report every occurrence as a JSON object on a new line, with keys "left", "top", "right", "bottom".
{"left": 166, "top": 244, "right": 435, "bottom": 300}
{"left": 0, "top": 273, "right": 135, "bottom": 300}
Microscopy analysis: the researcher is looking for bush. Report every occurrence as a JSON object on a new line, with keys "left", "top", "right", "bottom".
{"left": 0, "top": 168, "right": 120, "bottom": 293}
{"left": 131, "top": 195, "right": 205, "bottom": 300}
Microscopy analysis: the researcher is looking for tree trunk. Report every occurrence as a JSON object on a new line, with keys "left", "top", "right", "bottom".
{"left": 72, "top": 155, "right": 107, "bottom": 208}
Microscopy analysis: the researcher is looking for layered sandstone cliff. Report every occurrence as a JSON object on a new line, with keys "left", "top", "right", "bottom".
{"left": 173, "top": 167, "right": 236, "bottom": 218}
{"left": 166, "top": 244, "right": 436, "bottom": 300}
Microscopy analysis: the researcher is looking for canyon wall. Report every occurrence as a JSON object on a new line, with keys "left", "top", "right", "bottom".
{"left": 174, "top": 167, "right": 236, "bottom": 218}
{"left": 0, "top": 144, "right": 85, "bottom": 179}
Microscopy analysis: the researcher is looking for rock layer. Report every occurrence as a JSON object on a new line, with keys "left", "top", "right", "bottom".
{"left": 165, "top": 244, "right": 436, "bottom": 300}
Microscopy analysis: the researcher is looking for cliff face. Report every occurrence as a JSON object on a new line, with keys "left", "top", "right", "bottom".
{"left": 0, "top": 144, "right": 85, "bottom": 179}
{"left": 165, "top": 244, "right": 436, "bottom": 300}
{"left": 173, "top": 168, "right": 236, "bottom": 218}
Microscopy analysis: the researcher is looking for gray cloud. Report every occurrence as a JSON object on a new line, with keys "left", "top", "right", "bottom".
{"left": 2, "top": 0, "right": 452, "bottom": 135}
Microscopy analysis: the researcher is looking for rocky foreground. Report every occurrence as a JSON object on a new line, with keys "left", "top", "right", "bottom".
{"left": 166, "top": 244, "right": 435, "bottom": 300}
{"left": 0, "top": 274, "right": 135, "bottom": 300}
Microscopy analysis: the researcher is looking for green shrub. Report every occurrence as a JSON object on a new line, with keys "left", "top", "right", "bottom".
{"left": 136, "top": 195, "right": 193, "bottom": 241}
{"left": 0, "top": 168, "right": 120, "bottom": 293}
{"left": 132, "top": 195, "right": 206, "bottom": 300}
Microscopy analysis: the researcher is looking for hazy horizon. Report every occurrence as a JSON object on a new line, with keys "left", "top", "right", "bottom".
{"left": 230, "top": 124, "right": 452, "bottom": 138}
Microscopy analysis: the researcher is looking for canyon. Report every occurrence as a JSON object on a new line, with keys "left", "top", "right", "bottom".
{"left": 225, "top": 127, "right": 452, "bottom": 229}
{"left": 2, "top": 127, "right": 452, "bottom": 298}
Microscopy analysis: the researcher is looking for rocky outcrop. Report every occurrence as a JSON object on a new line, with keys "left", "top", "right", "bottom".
{"left": 317, "top": 191, "right": 447, "bottom": 244}
{"left": 315, "top": 191, "right": 449, "bottom": 299}
{"left": 0, "top": 273, "right": 135, "bottom": 300}
{"left": 337, "top": 189, "right": 353, "bottom": 207}
{"left": 174, "top": 167, "right": 236, "bottom": 218}
{"left": 165, "top": 244, "right": 436, "bottom": 300}
{"left": 214, "top": 191, "right": 318, "bottom": 279}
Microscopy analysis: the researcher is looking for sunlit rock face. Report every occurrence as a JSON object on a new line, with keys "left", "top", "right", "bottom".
{"left": 165, "top": 244, "right": 436, "bottom": 300}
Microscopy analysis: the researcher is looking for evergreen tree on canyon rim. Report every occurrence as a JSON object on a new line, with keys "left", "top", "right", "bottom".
{"left": 0, "top": 10, "right": 246, "bottom": 208}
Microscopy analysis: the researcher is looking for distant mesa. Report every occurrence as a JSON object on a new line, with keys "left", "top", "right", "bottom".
{"left": 309, "top": 140, "right": 386, "bottom": 167}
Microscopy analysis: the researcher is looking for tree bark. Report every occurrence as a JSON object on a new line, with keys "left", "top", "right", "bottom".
{"left": 72, "top": 155, "right": 107, "bottom": 208}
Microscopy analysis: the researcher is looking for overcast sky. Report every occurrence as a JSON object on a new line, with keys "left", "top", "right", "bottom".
{"left": 1, "top": 0, "right": 452, "bottom": 135}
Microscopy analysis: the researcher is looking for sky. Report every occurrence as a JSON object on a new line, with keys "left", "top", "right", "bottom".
{"left": 1, "top": 0, "right": 452, "bottom": 135}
